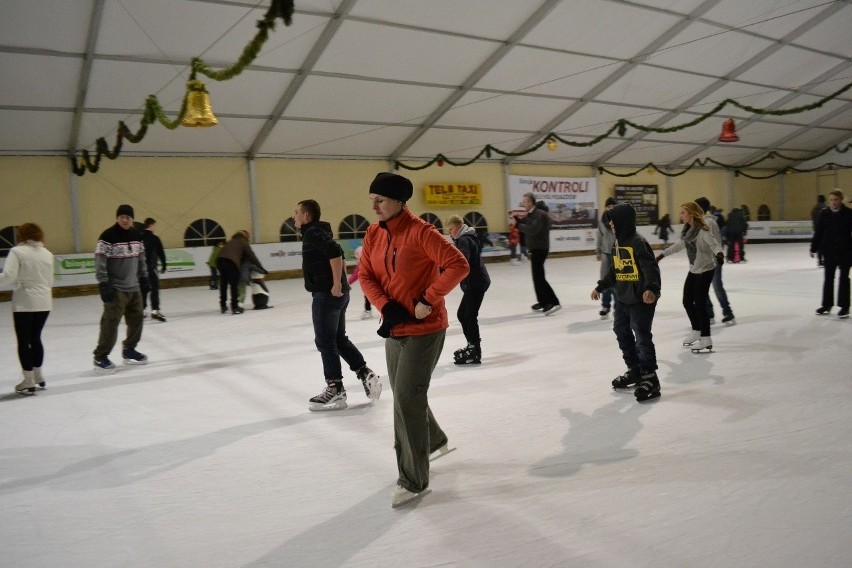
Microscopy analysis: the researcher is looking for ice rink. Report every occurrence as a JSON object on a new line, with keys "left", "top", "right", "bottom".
{"left": 1, "top": 242, "right": 850, "bottom": 568}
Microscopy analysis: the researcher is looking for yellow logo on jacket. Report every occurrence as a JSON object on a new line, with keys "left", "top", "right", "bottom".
{"left": 613, "top": 246, "right": 639, "bottom": 282}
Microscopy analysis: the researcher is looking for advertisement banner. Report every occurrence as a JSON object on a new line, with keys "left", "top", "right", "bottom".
{"left": 508, "top": 175, "right": 599, "bottom": 230}
{"left": 423, "top": 183, "right": 482, "bottom": 206}
{"left": 614, "top": 185, "right": 659, "bottom": 225}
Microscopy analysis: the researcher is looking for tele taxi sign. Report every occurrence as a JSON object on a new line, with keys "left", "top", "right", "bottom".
{"left": 424, "top": 183, "right": 482, "bottom": 206}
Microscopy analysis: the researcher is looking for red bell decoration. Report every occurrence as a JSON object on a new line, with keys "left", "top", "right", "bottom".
{"left": 718, "top": 119, "right": 739, "bottom": 143}
{"left": 437, "top": 159, "right": 444, "bottom": 167}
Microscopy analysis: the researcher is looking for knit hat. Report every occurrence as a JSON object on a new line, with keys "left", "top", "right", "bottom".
{"left": 605, "top": 197, "right": 617, "bottom": 206}
{"left": 694, "top": 197, "right": 710, "bottom": 213}
{"left": 369, "top": 172, "right": 413, "bottom": 202}
{"left": 116, "top": 204, "right": 134, "bottom": 218}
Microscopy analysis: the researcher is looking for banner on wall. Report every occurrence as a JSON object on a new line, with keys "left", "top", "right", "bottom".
{"left": 614, "top": 185, "right": 659, "bottom": 225}
{"left": 423, "top": 183, "right": 482, "bottom": 206}
{"left": 508, "top": 175, "right": 598, "bottom": 229}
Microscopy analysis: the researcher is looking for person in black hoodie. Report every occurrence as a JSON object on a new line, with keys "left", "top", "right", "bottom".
{"left": 140, "top": 217, "right": 167, "bottom": 321}
{"left": 294, "top": 199, "right": 380, "bottom": 411}
{"left": 810, "top": 189, "right": 852, "bottom": 319}
{"left": 446, "top": 215, "right": 491, "bottom": 365}
{"left": 591, "top": 203, "right": 662, "bottom": 402}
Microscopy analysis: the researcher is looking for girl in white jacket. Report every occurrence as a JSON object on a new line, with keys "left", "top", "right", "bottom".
{"left": 656, "top": 202, "right": 724, "bottom": 352}
{"left": 0, "top": 223, "right": 54, "bottom": 395}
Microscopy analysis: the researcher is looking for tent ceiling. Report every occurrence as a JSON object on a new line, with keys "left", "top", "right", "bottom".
{"left": 1, "top": 0, "right": 850, "bottom": 171}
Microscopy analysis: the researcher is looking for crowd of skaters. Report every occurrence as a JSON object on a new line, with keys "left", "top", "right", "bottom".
{"left": 1, "top": 175, "right": 850, "bottom": 507}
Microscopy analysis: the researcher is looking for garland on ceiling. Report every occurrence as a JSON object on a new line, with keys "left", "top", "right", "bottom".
{"left": 394, "top": 80, "right": 852, "bottom": 178}
{"left": 69, "top": 0, "right": 294, "bottom": 176}
{"left": 599, "top": 143, "right": 852, "bottom": 179}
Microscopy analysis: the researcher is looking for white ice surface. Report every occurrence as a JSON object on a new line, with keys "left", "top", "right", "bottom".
{"left": 1, "top": 243, "right": 850, "bottom": 568}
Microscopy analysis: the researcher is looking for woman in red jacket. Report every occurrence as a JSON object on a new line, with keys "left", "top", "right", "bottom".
{"left": 359, "top": 172, "right": 469, "bottom": 508}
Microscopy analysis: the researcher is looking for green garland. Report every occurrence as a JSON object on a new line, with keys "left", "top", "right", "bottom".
{"left": 597, "top": 143, "right": 851, "bottom": 179}
{"left": 394, "top": 80, "right": 852, "bottom": 172}
{"left": 70, "top": 0, "right": 294, "bottom": 176}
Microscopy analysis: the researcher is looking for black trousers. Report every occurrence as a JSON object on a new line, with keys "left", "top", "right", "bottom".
{"left": 217, "top": 258, "right": 241, "bottom": 310}
{"left": 13, "top": 311, "right": 50, "bottom": 371}
{"left": 821, "top": 255, "right": 851, "bottom": 310}
{"left": 683, "top": 270, "right": 715, "bottom": 336}
{"left": 529, "top": 249, "right": 560, "bottom": 306}
{"left": 457, "top": 288, "right": 487, "bottom": 346}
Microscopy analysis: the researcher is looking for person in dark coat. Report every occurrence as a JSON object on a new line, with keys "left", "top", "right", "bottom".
{"left": 447, "top": 215, "right": 491, "bottom": 365}
{"left": 216, "top": 230, "right": 264, "bottom": 314}
{"left": 810, "top": 189, "right": 852, "bottom": 319}
{"left": 510, "top": 193, "right": 561, "bottom": 315}
{"left": 725, "top": 208, "right": 748, "bottom": 263}
{"left": 140, "top": 218, "right": 167, "bottom": 321}
{"left": 811, "top": 195, "right": 828, "bottom": 266}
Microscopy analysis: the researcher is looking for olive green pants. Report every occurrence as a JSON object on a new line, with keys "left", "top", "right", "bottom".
{"left": 385, "top": 330, "right": 448, "bottom": 493}
{"left": 94, "top": 290, "right": 144, "bottom": 359}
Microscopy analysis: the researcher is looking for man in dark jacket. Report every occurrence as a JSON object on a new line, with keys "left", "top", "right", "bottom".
{"left": 511, "top": 193, "right": 561, "bottom": 315}
{"left": 140, "top": 217, "right": 167, "bottom": 321}
{"left": 295, "top": 199, "right": 380, "bottom": 411}
{"left": 447, "top": 215, "right": 491, "bottom": 365}
{"left": 216, "top": 230, "right": 264, "bottom": 314}
{"left": 592, "top": 203, "right": 661, "bottom": 402}
{"left": 811, "top": 195, "right": 828, "bottom": 266}
{"left": 810, "top": 189, "right": 852, "bottom": 319}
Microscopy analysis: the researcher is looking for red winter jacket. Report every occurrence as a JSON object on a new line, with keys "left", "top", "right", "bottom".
{"left": 359, "top": 208, "right": 469, "bottom": 337}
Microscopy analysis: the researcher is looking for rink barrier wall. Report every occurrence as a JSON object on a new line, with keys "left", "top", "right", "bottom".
{"left": 0, "top": 221, "right": 812, "bottom": 300}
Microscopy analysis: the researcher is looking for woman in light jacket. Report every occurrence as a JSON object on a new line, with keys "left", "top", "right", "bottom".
{"left": 656, "top": 202, "right": 723, "bottom": 353}
{"left": 0, "top": 223, "right": 54, "bottom": 395}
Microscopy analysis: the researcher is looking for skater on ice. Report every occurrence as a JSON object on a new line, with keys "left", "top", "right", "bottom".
{"left": 591, "top": 203, "right": 662, "bottom": 402}
{"left": 294, "top": 199, "right": 381, "bottom": 412}
{"left": 595, "top": 197, "right": 617, "bottom": 320}
{"left": 656, "top": 201, "right": 724, "bottom": 353}
{"left": 359, "top": 172, "right": 468, "bottom": 508}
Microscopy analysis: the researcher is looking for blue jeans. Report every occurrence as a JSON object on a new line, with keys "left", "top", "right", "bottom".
{"left": 705, "top": 264, "right": 732, "bottom": 319}
{"left": 612, "top": 297, "right": 657, "bottom": 374}
{"left": 311, "top": 291, "right": 366, "bottom": 384}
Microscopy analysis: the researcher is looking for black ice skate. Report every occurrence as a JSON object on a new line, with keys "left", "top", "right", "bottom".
{"left": 612, "top": 367, "right": 640, "bottom": 390}
{"left": 634, "top": 372, "right": 661, "bottom": 402}
{"left": 454, "top": 344, "right": 481, "bottom": 365}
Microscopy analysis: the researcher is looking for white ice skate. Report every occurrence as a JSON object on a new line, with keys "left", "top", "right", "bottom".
{"left": 391, "top": 485, "right": 431, "bottom": 508}
{"left": 682, "top": 330, "right": 700, "bottom": 346}
{"left": 690, "top": 336, "right": 713, "bottom": 353}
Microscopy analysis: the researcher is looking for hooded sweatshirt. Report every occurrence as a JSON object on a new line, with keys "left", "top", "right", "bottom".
{"left": 596, "top": 204, "right": 661, "bottom": 305}
{"left": 452, "top": 224, "right": 491, "bottom": 292}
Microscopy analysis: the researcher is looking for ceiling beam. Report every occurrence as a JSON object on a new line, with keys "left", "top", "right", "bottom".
{"left": 66, "top": 0, "right": 106, "bottom": 153}
{"left": 387, "top": 0, "right": 563, "bottom": 163}
{"left": 505, "top": 0, "right": 723, "bottom": 164}
{"left": 246, "top": 0, "right": 357, "bottom": 157}
{"left": 593, "top": 1, "right": 847, "bottom": 168}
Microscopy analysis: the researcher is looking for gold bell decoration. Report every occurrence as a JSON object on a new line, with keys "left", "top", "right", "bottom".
{"left": 181, "top": 80, "right": 218, "bottom": 128}
{"left": 546, "top": 137, "right": 558, "bottom": 151}
{"left": 718, "top": 118, "right": 739, "bottom": 143}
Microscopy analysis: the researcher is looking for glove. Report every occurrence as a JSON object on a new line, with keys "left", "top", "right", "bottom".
{"left": 655, "top": 254, "right": 664, "bottom": 263}
{"left": 715, "top": 252, "right": 724, "bottom": 266}
{"left": 377, "top": 300, "right": 412, "bottom": 338}
{"left": 99, "top": 282, "right": 115, "bottom": 304}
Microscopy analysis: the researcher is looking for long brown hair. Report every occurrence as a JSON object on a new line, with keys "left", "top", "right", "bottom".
{"left": 680, "top": 202, "right": 709, "bottom": 231}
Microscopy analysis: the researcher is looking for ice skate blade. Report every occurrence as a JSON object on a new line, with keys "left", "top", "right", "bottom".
{"left": 636, "top": 392, "right": 661, "bottom": 403}
{"left": 391, "top": 487, "right": 431, "bottom": 508}
{"left": 123, "top": 359, "right": 149, "bottom": 366}
{"left": 430, "top": 446, "right": 456, "bottom": 462}
{"left": 454, "top": 359, "right": 481, "bottom": 366}
{"left": 690, "top": 346, "right": 713, "bottom": 353}
{"left": 308, "top": 400, "right": 348, "bottom": 412}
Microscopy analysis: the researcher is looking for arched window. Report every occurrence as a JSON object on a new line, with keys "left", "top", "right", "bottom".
{"left": 740, "top": 204, "right": 751, "bottom": 222}
{"left": 184, "top": 219, "right": 226, "bottom": 247}
{"left": 463, "top": 212, "right": 488, "bottom": 233}
{"left": 338, "top": 214, "right": 370, "bottom": 239}
{"left": 280, "top": 218, "right": 300, "bottom": 242}
{"left": 757, "top": 204, "right": 771, "bottom": 221}
{"left": 0, "top": 226, "right": 16, "bottom": 258}
{"left": 419, "top": 213, "right": 443, "bottom": 232}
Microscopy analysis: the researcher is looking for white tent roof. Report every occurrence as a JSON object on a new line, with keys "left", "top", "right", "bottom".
{"left": 2, "top": 0, "right": 851, "bottom": 171}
